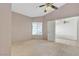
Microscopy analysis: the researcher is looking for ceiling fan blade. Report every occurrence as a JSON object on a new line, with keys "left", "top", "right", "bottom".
{"left": 51, "top": 5, "right": 58, "bottom": 9}
{"left": 39, "top": 5, "right": 45, "bottom": 7}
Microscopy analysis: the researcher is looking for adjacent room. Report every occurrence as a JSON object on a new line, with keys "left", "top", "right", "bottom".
{"left": 55, "top": 16, "right": 78, "bottom": 46}
{"left": 1, "top": 3, "right": 79, "bottom": 56}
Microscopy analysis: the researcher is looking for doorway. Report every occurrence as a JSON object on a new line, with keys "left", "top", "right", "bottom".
{"left": 55, "top": 16, "right": 78, "bottom": 46}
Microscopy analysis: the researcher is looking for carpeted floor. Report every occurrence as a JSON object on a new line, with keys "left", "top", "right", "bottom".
{"left": 11, "top": 40, "right": 79, "bottom": 56}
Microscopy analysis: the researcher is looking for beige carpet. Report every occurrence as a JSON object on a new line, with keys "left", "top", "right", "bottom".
{"left": 11, "top": 40, "right": 79, "bottom": 56}
{"left": 56, "top": 38, "right": 78, "bottom": 46}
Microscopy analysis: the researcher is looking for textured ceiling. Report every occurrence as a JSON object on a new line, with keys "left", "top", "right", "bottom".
{"left": 12, "top": 3, "right": 65, "bottom": 17}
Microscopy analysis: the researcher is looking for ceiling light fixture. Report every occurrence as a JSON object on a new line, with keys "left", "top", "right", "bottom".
{"left": 39, "top": 3, "right": 58, "bottom": 13}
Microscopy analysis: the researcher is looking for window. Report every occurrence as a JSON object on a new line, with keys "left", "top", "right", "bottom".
{"left": 32, "top": 22, "right": 42, "bottom": 35}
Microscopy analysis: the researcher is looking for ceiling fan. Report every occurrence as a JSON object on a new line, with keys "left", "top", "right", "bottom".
{"left": 39, "top": 3, "right": 58, "bottom": 12}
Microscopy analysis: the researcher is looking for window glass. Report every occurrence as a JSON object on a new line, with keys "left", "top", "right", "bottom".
{"left": 32, "top": 22, "right": 42, "bottom": 35}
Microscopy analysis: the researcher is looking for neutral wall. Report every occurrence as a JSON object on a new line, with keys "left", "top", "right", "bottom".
{"left": 47, "top": 20, "right": 55, "bottom": 41}
{"left": 77, "top": 17, "right": 79, "bottom": 41}
{"left": 12, "top": 12, "right": 32, "bottom": 42}
{"left": 56, "top": 16, "right": 78, "bottom": 40}
{"left": 44, "top": 3, "right": 79, "bottom": 21}
{"left": 0, "top": 4, "right": 11, "bottom": 55}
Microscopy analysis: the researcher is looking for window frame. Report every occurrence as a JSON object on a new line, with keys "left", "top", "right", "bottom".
{"left": 32, "top": 22, "right": 43, "bottom": 35}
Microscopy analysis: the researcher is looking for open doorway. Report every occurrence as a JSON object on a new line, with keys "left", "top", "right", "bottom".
{"left": 55, "top": 16, "right": 78, "bottom": 46}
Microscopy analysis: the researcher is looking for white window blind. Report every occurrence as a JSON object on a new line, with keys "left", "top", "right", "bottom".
{"left": 32, "top": 22, "right": 42, "bottom": 35}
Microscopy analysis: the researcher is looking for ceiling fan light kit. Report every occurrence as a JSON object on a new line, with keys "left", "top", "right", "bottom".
{"left": 39, "top": 3, "right": 58, "bottom": 13}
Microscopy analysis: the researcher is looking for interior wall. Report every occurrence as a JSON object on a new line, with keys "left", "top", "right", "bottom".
{"left": 56, "top": 16, "right": 78, "bottom": 40}
{"left": 44, "top": 3, "right": 79, "bottom": 21}
{"left": 77, "top": 17, "right": 79, "bottom": 41}
{"left": 0, "top": 4, "right": 11, "bottom": 55}
{"left": 12, "top": 12, "right": 32, "bottom": 42}
{"left": 43, "top": 17, "right": 48, "bottom": 40}
{"left": 47, "top": 20, "right": 55, "bottom": 41}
